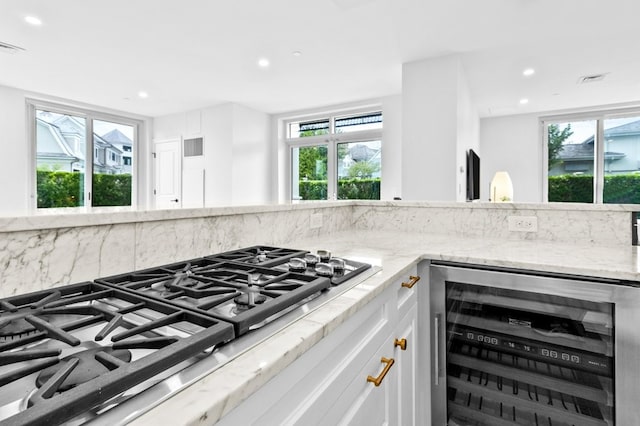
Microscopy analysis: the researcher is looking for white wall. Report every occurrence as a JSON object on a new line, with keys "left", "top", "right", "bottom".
{"left": 0, "top": 85, "right": 30, "bottom": 216}
{"left": 480, "top": 113, "right": 542, "bottom": 202}
{"left": 231, "top": 104, "right": 271, "bottom": 205}
{"left": 154, "top": 103, "right": 272, "bottom": 207}
{"left": 380, "top": 95, "right": 403, "bottom": 200}
{"left": 202, "top": 105, "right": 234, "bottom": 205}
{"left": 401, "top": 55, "right": 479, "bottom": 201}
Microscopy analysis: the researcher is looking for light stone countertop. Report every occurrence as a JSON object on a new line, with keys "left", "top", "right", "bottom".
{"left": 2, "top": 200, "right": 637, "bottom": 232}
{"left": 129, "top": 230, "right": 640, "bottom": 426}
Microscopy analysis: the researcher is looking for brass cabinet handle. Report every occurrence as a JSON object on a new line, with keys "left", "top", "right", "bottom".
{"left": 394, "top": 338, "right": 407, "bottom": 351}
{"left": 401, "top": 275, "right": 420, "bottom": 288}
{"left": 367, "top": 357, "right": 395, "bottom": 387}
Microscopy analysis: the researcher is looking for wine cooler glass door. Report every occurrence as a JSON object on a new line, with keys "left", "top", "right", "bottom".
{"left": 430, "top": 263, "right": 640, "bottom": 426}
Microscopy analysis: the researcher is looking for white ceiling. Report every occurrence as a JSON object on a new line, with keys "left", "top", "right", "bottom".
{"left": 1, "top": 0, "right": 639, "bottom": 118}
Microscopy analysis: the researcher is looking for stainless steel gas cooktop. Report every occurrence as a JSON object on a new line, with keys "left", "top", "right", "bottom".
{"left": 0, "top": 246, "right": 377, "bottom": 425}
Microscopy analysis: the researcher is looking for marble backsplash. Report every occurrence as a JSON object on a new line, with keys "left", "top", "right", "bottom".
{"left": 0, "top": 201, "right": 635, "bottom": 297}
{"left": 351, "top": 202, "right": 633, "bottom": 246}
{"left": 0, "top": 205, "right": 352, "bottom": 297}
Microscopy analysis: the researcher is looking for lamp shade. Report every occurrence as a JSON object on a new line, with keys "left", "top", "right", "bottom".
{"left": 490, "top": 171, "right": 513, "bottom": 202}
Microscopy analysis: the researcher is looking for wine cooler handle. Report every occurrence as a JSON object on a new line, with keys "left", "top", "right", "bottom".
{"left": 434, "top": 313, "right": 441, "bottom": 386}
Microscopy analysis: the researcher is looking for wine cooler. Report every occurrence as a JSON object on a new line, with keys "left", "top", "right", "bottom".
{"left": 428, "top": 262, "right": 640, "bottom": 426}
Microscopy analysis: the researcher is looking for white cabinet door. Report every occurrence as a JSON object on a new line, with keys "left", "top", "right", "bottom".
{"left": 216, "top": 283, "right": 396, "bottom": 426}
{"left": 323, "top": 339, "right": 396, "bottom": 426}
{"left": 395, "top": 303, "right": 418, "bottom": 426}
{"left": 215, "top": 264, "right": 423, "bottom": 426}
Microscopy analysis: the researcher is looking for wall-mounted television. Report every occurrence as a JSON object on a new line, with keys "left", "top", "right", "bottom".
{"left": 466, "top": 149, "right": 480, "bottom": 201}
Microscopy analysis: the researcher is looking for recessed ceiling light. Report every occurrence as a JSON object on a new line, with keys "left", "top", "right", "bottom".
{"left": 519, "top": 98, "right": 529, "bottom": 105}
{"left": 523, "top": 68, "right": 535, "bottom": 77}
{"left": 25, "top": 16, "right": 42, "bottom": 26}
{"left": 258, "top": 58, "right": 270, "bottom": 68}
{"left": 138, "top": 91, "right": 148, "bottom": 99}
{"left": 292, "top": 51, "right": 302, "bottom": 57}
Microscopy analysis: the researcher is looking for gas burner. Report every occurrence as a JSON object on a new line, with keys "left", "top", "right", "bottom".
{"left": 0, "top": 292, "right": 64, "bottom": 342}
{"left": 233, "top": 293, "right": 268, "bottom": 310}
{"left": 0, "top": 308, "right": 41, "bottom": 341}
{"left": 35, "top": 346, "right": 133, "bottom": 392}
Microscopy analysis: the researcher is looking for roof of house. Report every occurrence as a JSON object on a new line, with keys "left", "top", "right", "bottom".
{"left": 605, "top": 119, "right": 640, "bottom": 136}
{"left": 349, "top": 144, "right": 379, "bottom": 162}
{"left": 36, "top": 118, "right": 79, "bottom": 162}
{"left": 101, "top": 128, "right": 132, "bottom": 146}
{"left": 558, "top": 119, "right": 640, "bottom": 161}
{"left": 559, "top": 142, "right": 625, "bottom": 161}
{"left": 580, "top": 119, "right": 640, "bottom": 145}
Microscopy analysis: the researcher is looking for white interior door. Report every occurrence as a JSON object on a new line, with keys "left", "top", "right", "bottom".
{"left": 154, "top": 139, "right": 182, "bottom": 209}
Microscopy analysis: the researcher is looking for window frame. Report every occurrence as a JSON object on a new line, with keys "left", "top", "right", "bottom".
{"left": 27, "top": 99, "right": 142, "bottom": 211}
{"left": 285, "top": 107, "right": 383, "bottom": 201}
{"left": 542, "top": 106, "right": 640, "bottom": 204}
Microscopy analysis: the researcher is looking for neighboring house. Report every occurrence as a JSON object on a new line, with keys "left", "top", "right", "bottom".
{"left": 93, "top": 133, "right": 124, "bottom": 175}
{"left": 101, "top": 128, "right": 133, "bottom": 174}
{"left": 550, "top": 120, "right": 640, "bottom": 175}
{"left": 36, "top": 113, "right": 127, "bottom": 175}
{"left": 35, "top": 118, "right": 80, "bottom": 171}
{"left": 337, "top": 143, "right": 381, "bottom": 178}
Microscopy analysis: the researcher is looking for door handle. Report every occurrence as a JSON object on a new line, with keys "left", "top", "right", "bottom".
{"left": 434, "top": 313, "right": 441, "bottom": 386}
{"left": 401, "top": 275, "right": 420, "bottom": 288}
{"left": 170, "top": 199, "right": 179, "bottom": 202}
{"left": 367, "top": 357, "right": 395, "bottom": 387}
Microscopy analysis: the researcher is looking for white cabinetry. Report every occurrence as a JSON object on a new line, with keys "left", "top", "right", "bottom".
{"left": 216, "top": 266, "right": 421, "bottom": 426}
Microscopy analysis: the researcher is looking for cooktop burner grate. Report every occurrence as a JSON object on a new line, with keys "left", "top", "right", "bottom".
{"left": 204, "top": 245, "right": 308, "bottom": 267}
{"left": 0, "top": 282, "right": 234, "bottom": 426}
{"left": 1, "top": 246, "right": 374, "bottom": 425}
{"left": 97, "top": 261, "right": 332, "bottom": 336}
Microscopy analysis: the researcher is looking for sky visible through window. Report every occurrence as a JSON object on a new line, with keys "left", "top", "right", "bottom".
{"left": 557, "top": 117, "right": 638, "bottom": 144}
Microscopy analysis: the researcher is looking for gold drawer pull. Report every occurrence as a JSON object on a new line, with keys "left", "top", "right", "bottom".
{"left": 401, "top": 275, "right": 420, "bottom": 289}
{"left": 367, "top": 357, "right": 395, "bottom": 387}
{"left": 394, "top": 338, "right": 407, "bottom": 351}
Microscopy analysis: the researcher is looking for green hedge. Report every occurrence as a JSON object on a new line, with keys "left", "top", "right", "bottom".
{"left": 37, "top": 170, "right": 131, "bottom": 208}
{"left": 549, "top": 174, "right": 640, "bottom": 204}
{"left": 299, "top": 178, "right": 380, "bottom": 200}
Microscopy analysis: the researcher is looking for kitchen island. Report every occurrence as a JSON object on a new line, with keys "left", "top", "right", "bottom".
{"left": 1, "top": 201, "right": 637, "bottom": 424}
{"left": 127, "top": 228, "right": 640, "bottom": 425}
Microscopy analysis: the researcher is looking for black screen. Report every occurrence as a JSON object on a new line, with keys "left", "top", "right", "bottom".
{"left": 466, "top": 149, "right": 480, "bottom": 201}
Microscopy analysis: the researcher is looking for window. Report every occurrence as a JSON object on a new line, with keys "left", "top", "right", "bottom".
{"left": 545, "top": 111, "right": 640, "bottom": 204}
{"left": 31, "top": 101, "right": 138, "bottom": 209}
{"left": 287, "top": 110, "right": 382, "bottom": 200}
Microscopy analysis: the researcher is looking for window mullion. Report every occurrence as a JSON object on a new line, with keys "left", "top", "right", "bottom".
{"left": 86, "top": 118, "right": 94, "bottom": 207}
{"left": 594, "top": 119, "right": 605, "bottom": 204}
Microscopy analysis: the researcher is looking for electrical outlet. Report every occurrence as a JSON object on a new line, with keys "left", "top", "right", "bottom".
{"left": 508, "top": 216, "right": 538, "bottom": 233}
{"left": 310, "top": 213, "right": 323, "bottom": 229}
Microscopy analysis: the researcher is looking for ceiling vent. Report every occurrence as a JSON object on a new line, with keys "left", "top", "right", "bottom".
{"left": 0, "top": 41, "right": 25, "bottom": 54}
{"left": 577, "top": 73, "right": 608, "bottom": 84}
